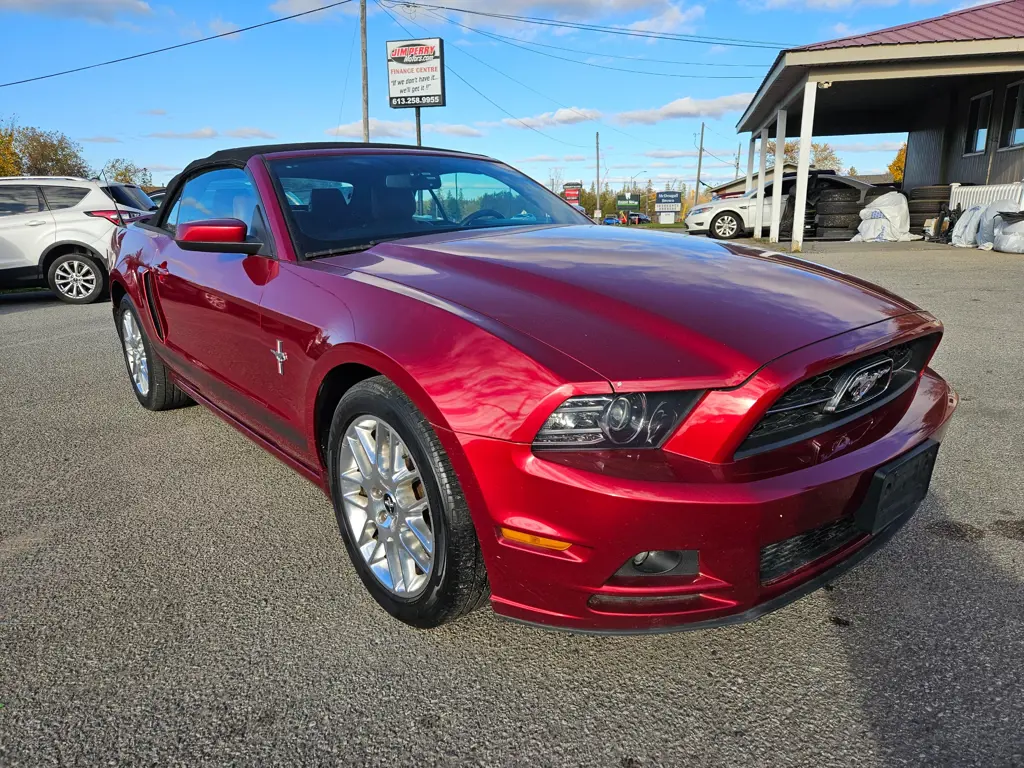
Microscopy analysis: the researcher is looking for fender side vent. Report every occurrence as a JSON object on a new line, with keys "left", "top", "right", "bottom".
{"left": 142, "top": 271, "right": 165, "bottom": 340}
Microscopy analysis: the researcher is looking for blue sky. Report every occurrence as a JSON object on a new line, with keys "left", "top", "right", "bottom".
{"left": 0, "top": 0, "right": 944, "bottom": 187}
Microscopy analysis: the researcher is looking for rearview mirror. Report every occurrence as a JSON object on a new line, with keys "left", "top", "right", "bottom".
{"left": 385, "top": 172, "right": 442, "bottom": 191}
{"left": 176, "top": 218, "right": 262, "bottom": 255}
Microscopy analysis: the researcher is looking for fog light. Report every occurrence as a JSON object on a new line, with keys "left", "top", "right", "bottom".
{"left": 614, "top": 550, "right": 699, "bottom": 579}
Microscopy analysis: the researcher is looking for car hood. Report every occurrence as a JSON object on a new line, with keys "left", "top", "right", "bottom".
{"left": 327, "top": 225, "right": 918, "bottom": 388}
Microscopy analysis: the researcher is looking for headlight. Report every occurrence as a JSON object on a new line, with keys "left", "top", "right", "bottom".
{"left": 688, "top": 206, "right": 711, "bottom": 216}
{"left": 533, "top": 392, "right": 702, "bottom": 450}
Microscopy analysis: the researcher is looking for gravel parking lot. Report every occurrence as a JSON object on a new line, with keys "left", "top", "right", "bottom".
{"left": 1, "top": 246, "right": 1022, "bottom": 767}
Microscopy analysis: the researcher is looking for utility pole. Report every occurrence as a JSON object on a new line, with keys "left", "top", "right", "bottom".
{"left": 415, "top": 108, "right": 422, "bottom": 147}
{"left": 595, "top": 131, "right": 601, "bottom": 219}
{"left": 693, "top": 121, "right": 705, "bottom": 208}
{"left": 360, "top": 0, "right": 369, "bottom": 143}
{"left": 735, "top": 144, "right": 742, "bottom": 179}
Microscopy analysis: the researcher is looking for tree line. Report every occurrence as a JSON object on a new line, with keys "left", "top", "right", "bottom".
{"left": 1, "top": 117, "right": 154, "bottom": 186}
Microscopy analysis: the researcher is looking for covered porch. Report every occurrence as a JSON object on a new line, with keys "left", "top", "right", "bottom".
{"left": 736, "top": 0, "right": 1024, "bottom": 251}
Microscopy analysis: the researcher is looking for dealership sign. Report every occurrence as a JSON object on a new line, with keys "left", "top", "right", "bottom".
{"left": 654, "top": 191, "right": 682, "bottom": 213}
{"left": 563, "top": 182, "right": 582, "bottom": 204}
{"left": 387, "top": 38, "right": 446, "bottom": 108}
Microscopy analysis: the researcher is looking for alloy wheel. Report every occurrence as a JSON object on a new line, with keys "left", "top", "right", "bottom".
{"left": 714, "top": 215, "right": 738, "bottom": 238}
{"left": 53, "top": 258, "right": 97, "bottom": 299}
{"left": 121, "top": 311, "right": 150, "bottom": 396}
{"left": 339, "top": 416, "right": 434, "bottom": 598}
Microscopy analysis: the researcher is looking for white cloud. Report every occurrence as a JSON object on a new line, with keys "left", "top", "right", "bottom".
{"left": 628, "top": 2, "right": 704, "bottom": 33}
{"left": 518, "top": 154, "right": 560, "bottom": 163}
{"left": 224, "top": 127, "right": 277, "bottom": 139}
{"left": 504, "top": 107, "right": 602, "bottom": 130}
{"left": 611, "top": 163, "right": 644, "bottom": 169}
{"left": 758, "top": 0, "right": 896, "bottom": 9}
{"left": 426, "top": 123, "right": 485, "bottom": 137}
{"left": 0, "top": 0, "right": 151, "bottom": 22}
{"left": 80, "top": 136, "right": 122, "bottom": 143}
{"left": 209, "top": 17, "right": 240, "bottom": 36}
{"left": 326, "top": 119, "right": 411, "bottom": 139}
{"left": 141, "top": 108, "right": 167, "bottom": 116}
{"left": 616, "top": 93, "right": 753, "bottom": 124}
{"left": 644, "top": 149, "right": 698, "bottom": 158}
{"left": 147, "top": 164, "right": 181, "bottom": 172}
{"left": 147, "top": 127, "right": 218, "bottom": 139}
{"left": 324, "top": 119, "right": 481, "bottom": 139}
{"left": 564, "top": 155, "right": 588, "bottom": 162}
{"left": 831, "top": 141, "right": 905, "bottom": 152}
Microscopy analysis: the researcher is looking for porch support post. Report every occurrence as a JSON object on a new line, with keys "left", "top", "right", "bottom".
{"left": 753, "top": 127, "right": 769, "bottom": 238}
{"left": 769, "top": 108, "right": 788, "bottom": 243}
{"left": 792, "top": 79, "right": 817, "bottom": 253}
{"left": 745, "top": 134, "right": 756, "bottom": 193}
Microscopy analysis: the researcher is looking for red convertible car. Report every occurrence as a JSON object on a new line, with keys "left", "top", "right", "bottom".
{"left": 110, "top": 143, "right": 956, "bottom": 633}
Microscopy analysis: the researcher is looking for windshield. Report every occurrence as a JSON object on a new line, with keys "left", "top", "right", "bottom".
{"left": 267, "top": 153, "right": 590, "bottom": 256}
{"left": 105, "top": 185, "right": 157, "bottom": 211}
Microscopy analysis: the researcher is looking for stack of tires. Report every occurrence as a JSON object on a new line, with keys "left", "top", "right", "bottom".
{"left": 907, "top": 185, "right": 952, "bottom": 235}
{"left": 814, "top": 187, "right": 887, "bottom": 240}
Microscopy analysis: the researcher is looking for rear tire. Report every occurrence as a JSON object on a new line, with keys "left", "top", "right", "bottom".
{"left": 816, "top": 201, "right": 862, "bottom": 215}
{"left": 326, "top": 376, "right": 489, "bottom": 628}
{"left": 47, "top": 252, "right": 105, "bottom": 305}
{"left": 116, "top": 296, "right": 192, "bottom": 411}
{"left": 816, "top": 213, "right": 862, "bottom": 228}
{"left": 709, "top": 211, "right": 742, "bottom": 239}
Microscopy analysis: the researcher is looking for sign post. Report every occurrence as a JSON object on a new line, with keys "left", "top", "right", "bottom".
{"left": 386, "top": 38, "right": 446, "bottom": 147}
{"left": 616, "top": 192, "right": 640, "bottom": 225}
{"left": 563, "top": 181, "right": 583, "bottom": 207}
{"left": 654, "top": 190, "right": 682, "bottom": 225}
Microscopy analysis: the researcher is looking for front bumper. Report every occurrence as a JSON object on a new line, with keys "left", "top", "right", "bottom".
{"left": 454, "top": 368, "right": 957, "bottom": 634}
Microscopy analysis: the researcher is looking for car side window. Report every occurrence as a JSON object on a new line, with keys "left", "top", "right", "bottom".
{"left": 0, "top": 185, "right": 44, "bottom": 217}
{"left": 165, "top": 167, "right": 273, "bottom": 255}
{"left": 41, "top": 186, "right": 90, "bottom": 211}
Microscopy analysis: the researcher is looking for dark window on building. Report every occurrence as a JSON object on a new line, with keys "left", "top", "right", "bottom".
{"left": 999, "top": 82, "right": 1024, "bottom": 149}
{"left": 964, "top": 92, "right": 992, "bottom": 155}
{"left": 41, "top": 186, "right": 90, "bottom": 210}
{"left": 0, "top": 186, "right": 43, "bottom": 217}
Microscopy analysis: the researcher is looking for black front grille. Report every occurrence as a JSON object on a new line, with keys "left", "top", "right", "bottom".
{"left": 760, "top": 517, "right": 862, "bottom": 584}
{"left": 738, "top": 336, "right": 936, "bottom": 458}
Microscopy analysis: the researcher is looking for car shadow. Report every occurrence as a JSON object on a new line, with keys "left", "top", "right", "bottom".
{"left": 0, "top": 290, "right": 61, "bottom": 315}
{"left": 825, "top": 493, "right": 1023, "bottom": 766}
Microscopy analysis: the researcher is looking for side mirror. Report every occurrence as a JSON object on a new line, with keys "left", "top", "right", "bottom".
{"left": 176, "top": 218, "right": 262, "bottom": 255}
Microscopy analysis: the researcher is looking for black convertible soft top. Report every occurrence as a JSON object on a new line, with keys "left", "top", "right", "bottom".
{"left": 159, "top": 142, "right": 494, "bottom": 227}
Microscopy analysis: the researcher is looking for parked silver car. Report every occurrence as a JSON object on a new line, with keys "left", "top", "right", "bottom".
{"left": 684, "top": 171, "right": 876, "bottom": 239}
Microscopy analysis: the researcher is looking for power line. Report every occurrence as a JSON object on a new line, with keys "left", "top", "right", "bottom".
{"left": 395, "top": 4, "right": 658, "bottom": 148}
{"left": 374, "top": 0, "right": 585, "bottom": 148}
{"left": 391, "top": 1, "right": 790, "bottom": 49}
{"left": 433, "top": 24, "right": 770, "bottom": 68}
{"left": 415, "top": 8, "right": 759, "bottom": 79}
{"left": 0, "top": 0, "right": 355, "bottom": 89}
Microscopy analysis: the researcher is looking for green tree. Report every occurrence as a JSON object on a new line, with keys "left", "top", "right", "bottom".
{"left": 0, "top": 117, "right": 20, "bottom": 176}
{"left": 888, "top": 143, "right": 907, "bottom": 184}
{"left": 102, "top": 158, "right": 153, "bottom": 186}
{"left": 847, "top": 166, "right": 859, "bottom": 176}
{"left": 15, "top": 127, "right": 91, "bottom": 177}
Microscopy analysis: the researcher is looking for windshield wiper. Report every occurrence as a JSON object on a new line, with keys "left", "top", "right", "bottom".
{"left": 306, "top": 242, "right": 381, "bottom": 259}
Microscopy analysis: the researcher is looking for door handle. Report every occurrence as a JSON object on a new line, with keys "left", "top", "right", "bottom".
{"left": 27, "top": 220, "right": 47, "bottom": 226}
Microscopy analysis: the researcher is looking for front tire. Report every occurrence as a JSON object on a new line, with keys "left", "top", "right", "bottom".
{"left": 709, "top": 211, "right": 741, "bottom": 239}
{"left": 116, "top": 297, "right": 192, "bottom": 411}
{"left": 47, "top": 252, "right": 105, "bottom": 304}
{"left": 327, "top": 376, "right": 489, "bottom": 628}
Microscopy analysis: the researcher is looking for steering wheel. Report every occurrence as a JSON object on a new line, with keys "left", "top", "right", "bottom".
{"left": 460, "top": 208, "right": 505, "bottom": 226}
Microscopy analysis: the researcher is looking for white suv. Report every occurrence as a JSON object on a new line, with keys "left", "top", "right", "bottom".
{"left": 0, "top": 177, "right": 154, "bottom": 304}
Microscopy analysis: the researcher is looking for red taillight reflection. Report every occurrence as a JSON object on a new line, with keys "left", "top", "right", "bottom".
{"left": 86, "top": 210, "right": 143, "bottom": 225}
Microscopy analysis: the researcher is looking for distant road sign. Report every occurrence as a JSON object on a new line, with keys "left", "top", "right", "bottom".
{"left": 616, "top": 193, "right": 640, "bottom": 211}
{"left": 387, "top": 38, "right": 446, "bottom": 108}
{"left": 563, "top": 181, "right": 583, "bottom": 190}
{"left": 655, "top": 191, "right": 682, "bottom": 212}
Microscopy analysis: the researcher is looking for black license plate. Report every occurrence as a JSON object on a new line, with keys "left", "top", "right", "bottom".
{"left": 855, "top": 441, "right": 939, "bottom": 535}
